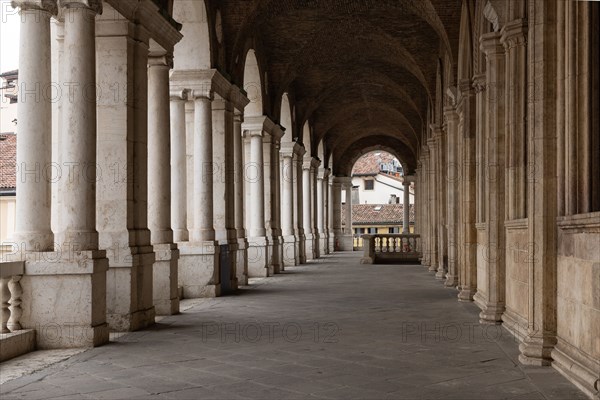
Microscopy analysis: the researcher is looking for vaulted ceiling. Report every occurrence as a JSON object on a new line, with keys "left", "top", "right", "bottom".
{"left": 203, "top": 0, "right": 463, "bottom": 175}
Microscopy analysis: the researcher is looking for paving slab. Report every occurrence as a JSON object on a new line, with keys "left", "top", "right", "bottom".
{"left": 0, "top": 252, "right": 588, "bottom": 399}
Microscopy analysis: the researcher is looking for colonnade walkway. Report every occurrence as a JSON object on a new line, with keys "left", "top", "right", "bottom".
{"left": 0, "top": 252, "right": 585, "bottom": 400}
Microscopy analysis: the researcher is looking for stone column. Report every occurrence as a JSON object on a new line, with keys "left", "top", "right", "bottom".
{"left": 502, "top": 19, "right": 528, "bottom": 220}
{"left": 233, "top": 110, "right": 248, "bottom": 285}
{"left": 212, "top": 94, "right": 238, "bottom": 293}
{"left": 242, "top": 117, "right": 270, "bottom": 277}
{"left": 249, "top": 132, "right": 266, "bottom": 238}
{"left": 476, "top": 32, "right": 506, "bottom": 324}
{"left": 328, "top": 174, "right": 335, "bottom": 252}
{"left": 433, "top": 125, "right": 447, "bottom": 280}
{"left": 322, "top": 168, "right": 331, "bottom": 254}
{"left": 61, "top": 1, "right": 101, "bottom": 251}
{"left": 426, "top": 138, "right": 438, "bottom": 272}
{"left": 444, "top": 107, "right": 459, "bottom": 288}
{"left": 177, "top": 88, "right": 220, "bottom": 299}
{"left": 302, "top": 158, "right": 315, "bottom": 259}
{"left": 170, "top": 90, "right": 189, "bottom": 242}
{"left": 11, "top": 0, "right": 55, "bottom": 252}
{"left": 420, "top": 150, "right": 431, "bottom": 267}
{"left": 331, "top": 177, "right": 343, "bottom": 250}
{"left": 16, "top": 0, "right": 109, "bottom": 348}
{"left": 293, "top": 144, "right": 307, "bottom": 263}
{"left": 316, "top": 167, "right": 327, "bottom": 256}
{"left": 148, "top": 53, "right": 179, "bottom": 316}
{"left": 96, "top": 8, "right": 155, "bottom": 331}
{"left": 191, "top": 92, "right": 215, "bottom": 242}
{"left": 280, "top": 142, "right": 298, "bottom": 266}
{"left": 402, "top": 179, "right": 411, "bottom": 234}
{"left": 263, "top": 127, "right": 284, "bottom": 273}
{"left": 338, "top": 177, "right": 354, "bottom": 251}
{"left": 457, "top": 79, "right": 478, "bottom": 301}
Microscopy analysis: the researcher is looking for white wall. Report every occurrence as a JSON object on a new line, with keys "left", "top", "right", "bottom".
{"left": 352, "top": 174, "right": 414, "bottom": 205}
{"left": 0, "top": 89, "right": 17, "bottom": 134}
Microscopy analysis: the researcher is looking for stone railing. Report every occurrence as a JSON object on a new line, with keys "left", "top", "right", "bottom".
{"left": 360, "top": 234, "right": 422, "bottom": 264}
{"left": 1, "top": 260, "right": 35, "bottom": 362}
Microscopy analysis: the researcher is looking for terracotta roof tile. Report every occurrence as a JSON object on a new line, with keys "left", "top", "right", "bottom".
{"left": 342, "top": 203, "right": 415, "bottom": 225}
{"left": 352, "top": 151, "right": 398, "bottom": 175}
{"left": 0, "top": 133, "right": 16, "bottom": 189}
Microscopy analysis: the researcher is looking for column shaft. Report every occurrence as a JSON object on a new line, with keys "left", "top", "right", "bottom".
{"left": 249, "top": 133, "right": 266, "bottom": 237}
{"left": 233, "top": 111, "right": 245, "bottom": 239}
{"left": 402, "top": 181, "right": 410, "bottom": 233}
{"left": 192, "top": 95, "right": 215, "bottom": 242}
{"left": 170, "top": 92, "right": 188, "bottom": 242}
{"left": 281, "top": 155, "right": 294, "bottom": 235}
{"left": 61, "top": 5, "right": 99, "bottom": 250}
{"left": 13, "top": 3, "right": 55, "bottom": 251}
{"left": 148, "top": 57, "right": 173, "bottom": 244}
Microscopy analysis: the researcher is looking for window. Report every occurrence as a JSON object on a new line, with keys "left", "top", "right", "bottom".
{"left": 364, "top": 179, "right": 374, "bottom": 190}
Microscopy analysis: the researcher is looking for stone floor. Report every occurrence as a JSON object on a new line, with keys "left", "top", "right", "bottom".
{"left": 0, "top": 252, "right": 587, "bottom": 399}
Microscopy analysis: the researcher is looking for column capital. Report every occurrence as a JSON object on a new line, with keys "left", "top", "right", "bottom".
{"left": 500, "top": 18, "right": 527, "bottom": 49}
{"left": 234, "top": 109, "right": 243, "bottom": 124}
{"left": 58, "top": 0, "right": 101, "bottom": 13}
{"left": 148, "top": 53, "right": 173, "bottom": 69}
{"left": 170, "top": 69, "right": 249, "bottom": 111}
{"left": 11, "top": 0, "right": 58, "bottom": 14}
{"left": 443, "top": 106, "right": 459, "bottom": 124}
{"left": 303, "top": 156, "right": 321, "bottom": 170}
{"left": 318, "top": 167, "right": 330, "bottom": 180}
{"left": 429, "top": 123, "right": 444, "bottom": 139}
{"left": 242, "top": 115, "right": 283, "bottom": 141}
{"left": 170, "top": 89, "right": 189, "bottom": 101}
{"left": 480, "top": 31, "right": 504, "bottom": 57}
{"left": 334, "top": 176, "right": 352, "bottom": 186}
{"left": 403, "top": 175, "right": 415, "bottom": 184}
{"left": 190, "top": 88, "right": 213, "bottom": 101}
{"left": 280, "top": 141, "right": 304, "bottom": 158}
{"left": 472, "top": 74, "right": 486, "bottom": 93}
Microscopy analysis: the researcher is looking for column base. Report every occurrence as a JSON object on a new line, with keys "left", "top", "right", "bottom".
{"left": 297, "top": 233, "right": 307, "bottom": 263}
{"left": 457, "top": 286, "right": 476, "bottom": 302}
{"left": 178, "top": 241, "right": 221, "bottom": 298}
{"left": 217, "top": 240, "right": 238, "bottom": 295}
{"left": 19, "top": 250, "right": 110, "bottom": 349}
{"left": 318, "top": 233, "right": 327, "bottom": 256}
{"left": 313, "top": 232, "right": 321, "bottom": 259}
{"left": 304, "top": 233, "right": 315, "bottom": 260}
{"left": 269, "top": 235, "right": 283, "bottom": 273}
{"left": 282, "top": 235, "right": 297, "bottom": 268}
{"left": 236, "top": 238, "right": 248, "bottom": 286}
{"left": 152, "top": 243, "right": 180, "bottom": 316}
{"left": 552, "top": 339, "right": 600, "bottom": 399}
{"left": 444, "top": 273, "right": 458, "bottom": 287}
{"left": 247, "top": 236, "right": 272, "bottom": 277}
{"left": 328, "top": 233, "right": 335, "bottom": 253}
{"left": 106, "top": 245, "right": 156, "bottom": 332}
{"left": 475, "top": 296, "right": 505, "bottom": 325}
{"left": 339, "top": 234, "right": 354, "bottom": 251}
{"left": 518, "top": 336, "right": 556, "bottom": 366}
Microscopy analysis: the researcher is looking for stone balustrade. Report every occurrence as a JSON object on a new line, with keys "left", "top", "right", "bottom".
{"left": 0, "top": 260, "right": 34, "bottom": 362}
{"left": 360, "top": 234, "right": 422, "bottom": 264}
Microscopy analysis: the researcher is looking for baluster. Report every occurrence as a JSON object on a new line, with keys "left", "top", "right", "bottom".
{"left": 8, "top": 275, "right": 23, "bottom": 331}
{"left": 1, "top": 277, "right": 10, "bottom": 333}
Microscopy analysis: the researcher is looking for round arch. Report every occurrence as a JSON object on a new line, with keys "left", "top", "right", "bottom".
{"left": 173, "top": 0, "right": 212, "bottom": 70}
{"left": 242, "top": 49, "right": 264, "bottom": 117}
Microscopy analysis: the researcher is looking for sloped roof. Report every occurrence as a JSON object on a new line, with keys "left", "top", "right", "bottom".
{"left": 342, "top": 203, "right": 415, "bottom": 226}
{"left": 0, "top": 133, "right": 16, "bottom": 190}
{"left": 352, "top": 152, "right": 397, "bottom": 176}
